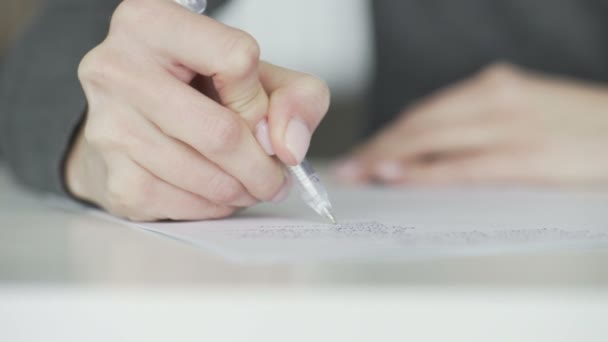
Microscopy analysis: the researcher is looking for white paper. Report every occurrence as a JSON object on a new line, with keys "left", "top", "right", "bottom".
{"left": 122, "top": 185, "right": 608, "bottom": 263}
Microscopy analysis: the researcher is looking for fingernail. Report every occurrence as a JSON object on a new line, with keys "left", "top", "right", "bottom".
{"left": 271, "top": 177, "right": 292, "bottom": 203}
{"left": 332, "top": 159, "right": 363, "bottom": 182}
{"left": 255, "top": 119, "right": 275, "bottom": 156}
{"left": 375, "top": 161, "right": 405, "bottom": 182}
{"left": 285, "top": 117, "right": 311, "bottom": 164}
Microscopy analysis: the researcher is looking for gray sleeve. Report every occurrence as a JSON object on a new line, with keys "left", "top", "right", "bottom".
{"left": 0, "top": 0, "right": 229, "bottom": 197}
{"left": 0, "top": 0, "right": 119, "bottom": 195}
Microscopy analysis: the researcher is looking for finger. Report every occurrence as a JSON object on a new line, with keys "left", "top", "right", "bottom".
{"left": 330, "top": 158, "right": 373, "bottom": 185}
{"left": 404, "top": 151, "right": 536, "bottom": 186}
{"left": 102, "top": 154, "right": 235, "bottom": 221}
{"left": 111, "top": 0, "right": 268, "bottom": 126}
{"left": 259, "top": 62, "right": 331, "bottom": 165}
{"left": 352, "top": 124, "right": 529, "bottom": 187}
{"left": 144, "top": 175, "right": 237, "bottom": 221}
{"left": 123, "top": 111, "right": 258, "bottom": 207}
{"left": 361, "top": 121, "right": 510, "bottom": 168}
{"left": 130, "top": 71, "right": 286, "bottom": 202}
{"left": 344, "top": 123, "right": 512, "bottom": 185}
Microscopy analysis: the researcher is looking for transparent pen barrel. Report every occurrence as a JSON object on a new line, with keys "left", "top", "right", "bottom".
{"left": 175, "top": 0, "right": 207, "bottom": 13}
{"left": 287, "top": 160, "right": 332, "bottom": 215}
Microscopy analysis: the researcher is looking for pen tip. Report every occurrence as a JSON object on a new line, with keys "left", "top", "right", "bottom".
{"left": 322, "top": 207, "right": 337, "bottom": 224}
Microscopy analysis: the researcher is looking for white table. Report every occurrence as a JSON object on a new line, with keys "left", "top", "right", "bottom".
{"left": 1, "top": 164, "right": 607, "bottom": 341}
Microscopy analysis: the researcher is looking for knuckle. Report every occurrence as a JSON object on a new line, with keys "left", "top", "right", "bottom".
{"left": 221, "top": 30, "right": 261, "bottom": 76}
{"left": 85, "top": 111, "right": 150, "bottom": 154}
{"left": 204, "top": 115, "right": 243, "bottom": 153}
{"left": 105, "top": 169, "right": 155, "bottom": 214}
{"left": 207, "top": 173, "right": 244, "bottom": 204}
{"left": 479, "top": 62, "right": 521, "bottom": 88}
{"left": 77, "top": 49, "right": 98, "bottom": 84}
{"left": 479, "top": 63, "right": 526, "bottom": 113}
{"left": 83, "top": 117, "right": 121, "bottom": 150}
{"left": 78, "top": 46, "right": 126, "bottom": 91}
{"left": 480, "top": 62, "right": 519, "bottom": 81}
{"left": 122, "top": 126, "right": 153, "bottom": 155}
{"left": 110, "top": 0, "right": 151, "bottom": 34}
{"left": 83, "top": 115, "right": 131, "bottom": 151}
{"left": 296, "top": 75, "right": 332, "bottom": 113}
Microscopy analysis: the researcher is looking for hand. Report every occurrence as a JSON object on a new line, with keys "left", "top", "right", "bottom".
{"left": 65, "top": 0, "right": 330, "bottom": 221}
{"left": 334, "top": 63, "right": 608, "bottom": 187}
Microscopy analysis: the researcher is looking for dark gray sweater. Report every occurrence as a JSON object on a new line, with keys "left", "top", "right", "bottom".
{"left": 1, "top": 0, "right": 607, "bottom": 195}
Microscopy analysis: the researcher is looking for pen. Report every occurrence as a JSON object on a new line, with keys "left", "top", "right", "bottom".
{"left": 175, "top": 0, "right": 337, "bottom": 224}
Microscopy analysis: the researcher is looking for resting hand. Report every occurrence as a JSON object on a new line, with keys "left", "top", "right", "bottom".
{"left": 335, "top": 63, "right": 608, "bottom": 187}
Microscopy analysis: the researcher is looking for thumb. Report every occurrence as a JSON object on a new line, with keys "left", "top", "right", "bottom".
{"left": 212, "top": 42, "right": 269, "bottom": 129}
{"left": 256, "top": 62, "right": 331, "bottom": 165}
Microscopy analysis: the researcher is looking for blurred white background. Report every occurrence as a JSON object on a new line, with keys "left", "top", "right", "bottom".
{"left": 214, "top": 0, "right": 375, "bottom": 100}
